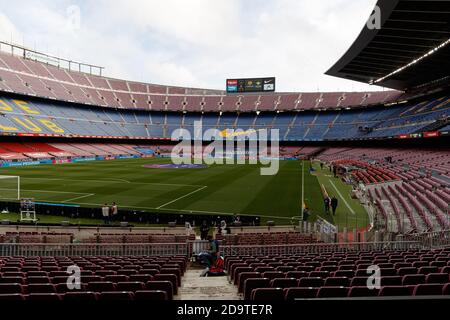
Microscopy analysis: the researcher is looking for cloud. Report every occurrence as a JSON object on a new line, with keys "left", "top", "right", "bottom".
{"left": 0, "top": 0, "right": 383, "bottom": 92}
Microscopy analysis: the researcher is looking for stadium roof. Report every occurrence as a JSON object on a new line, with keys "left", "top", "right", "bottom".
{"left": 326, "top": 0, "right": 450, "bottom": 91}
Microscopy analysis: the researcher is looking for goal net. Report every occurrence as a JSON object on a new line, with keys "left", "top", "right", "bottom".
{"left": 0, "top": 175, "right": 20, "bottom": 200}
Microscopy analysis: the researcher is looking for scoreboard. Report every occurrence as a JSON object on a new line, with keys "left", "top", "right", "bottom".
{"left": 226, "top": 77, "right": 275, "bottom": 93}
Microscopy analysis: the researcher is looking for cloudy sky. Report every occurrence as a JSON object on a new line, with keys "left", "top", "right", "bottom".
{"left": 0, "top": 0, "right": 383, "bottom": 92}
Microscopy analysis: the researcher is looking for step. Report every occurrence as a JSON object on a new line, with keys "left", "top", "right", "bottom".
{"left": 175, "top": 268, "right": 240, "bottom": 300}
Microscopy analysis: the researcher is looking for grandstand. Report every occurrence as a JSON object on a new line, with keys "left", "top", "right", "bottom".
{"left": 0, "top": 0, "right": 449, "bottom": 304}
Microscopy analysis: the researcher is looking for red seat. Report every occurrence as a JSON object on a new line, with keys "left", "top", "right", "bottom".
{"left": 316, "top": 286, "right": 348, "bottom": 298}
{"left": 237, "top": 272, "right": 260, "bottom": 293}
{"left": 64, "top": 291, "right": 98, "bottom": 301}
{"left": 134, "top": 290, "right": 167, "bottom": 301}
{"left": 413, "top": 284, "right": 444, "bottom": 296}
{"left": 251, "top": 288, "right": 284, "bottom": 301}
{"left": 324, "top": 277, "right": 350, "bottom": 287}
{"left": 116, "top": 282, "right": 145, "bottom": 292}
{"left": 153, "top": 274, "right": 178, "bottom": 294}
{"left": 397, "top": 267, "right": 417, "bottom": 276}
{"left": 379, "top": 286, "right": 412, "bottom": 297}
{"left": 98, "top": 291, "right": 134, "bottom": 301}
{"left": 129, "top": 274, "right": 154, "bottom": 283}
{"left": 380, "top": 276, "right": 402, "bottom": 286}
{"left": 298, "top": 277, "right": 324, "bottom": 288}
{"left": 87, "top": 281, "right": 116, "bottom": 292}
{"left": 348, "top": 286, "right": 379, "bottom": 297}
{"left": 27, "top": 284, "right": 56, "bottom": 293}
{"left": 426, "top": 273, "right": 449, "bottom": 284}
{"left": 0, "top": 283, "right": 23, "bottom": 294}
{"left": 262, "top": 271, "right": 284, "bottom": 281}
{"left": 145, "top": 281, "right": 173, "bottom": 300}
{"left": 27, "top": 293, "right": 61, "bottom": 301}
{"left": 286, "top": 271, "right": 308, "bottom": 280}
{"left": 402, "top": 274, "right": 426, "bottom": 285}
{"left": 284, "top": 287, "right": 318, "bottom": 300}
{"left": 243, "top": 278, "right": 270, "bottom": 300}
{"left": 0, "top": 293, "right": 26, "bottom": 301}
{"left": 270, "top": 278, "right": 298, "bottom": 289}
{"left": 104, "top": 275, "right": 129, "bottom": 283}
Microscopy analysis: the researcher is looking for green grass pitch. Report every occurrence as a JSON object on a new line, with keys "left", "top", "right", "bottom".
{"left": 0, "top": 158, "right": 368, "bottom": 228}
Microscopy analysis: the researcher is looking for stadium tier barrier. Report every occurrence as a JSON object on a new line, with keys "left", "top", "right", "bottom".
{"left": 0, "top": 240, "right": 433, "bottom": 258}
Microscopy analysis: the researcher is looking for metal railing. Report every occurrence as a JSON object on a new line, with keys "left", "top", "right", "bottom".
{"left": 220, "top": 241, "right": 423, "bottom": 257}
{"left": 0, "top": 243, "right": 188, "bottom": 257}
{"left": 0, "top": 238, "right": 445, "bottom": 257}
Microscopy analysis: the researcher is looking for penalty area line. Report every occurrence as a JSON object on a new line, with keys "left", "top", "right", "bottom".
{"left": 62, "top": 193, "right": 96, "bottom": 203}
{"left": 156, "top": 186, "right": 208, "bottom": 209}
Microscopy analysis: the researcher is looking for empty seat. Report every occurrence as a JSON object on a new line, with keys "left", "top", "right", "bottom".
{"left": 0, "top": 283, "right": 23, "bottom": 294}
{"left": 284, "top": 287, "right": 318, "bottom": 300}
{"left": 379, "top": 286, "right": 412, "bottom": 297}
{"left": 27, "top": 293, "right": 62, "bottom": 301}
{"left": 298, "top": 277, "right": 324, "bottom": 288}
{"left": 104, "top": 275, "right": 129, "bottom": 283}
{"left": 237, "top": 272, "right": 260, "bottom": 293}
{"left": 129, "top": 274, "right": 154, "bottom": 283}
{"left": 116, "top": 282, "right": 145, "bottom": 292}
{"left": 64, "top": 291, "right": 98, "bottom": 301}
{"left": 418, "top": 266, "right": 439, "bottom": 275}
{"left": 286, "top": 271, "right": 308, "bottom": 280}
{"left": 262, "top": 271, "right": 284, "bottom": 281}
{"left": 146, "top": 281, "right": 173, "bottom": 300}
{"left": 98, "top": 291, "right": 134, "bottom": 301}
{"left": 426, "top": 273, "right": 449, "bottom": 284}
{"left": 251, "top": 288, "right": 284, "bottom": 301}
{"left": 413, "top": 284, "right": 444, "bottom": 296}
{"left": 87, "top": 281, "right": 116, "bottom": 292}
{"left": 381, "top": 276, "right": 402, "bottom": 286}
{"left": 316, "top": 286, "right": 348, "bottom": 298}
{"left": 397, "top": 267, "right": 417, "bottom": 276}
{"left": 243, "top": 278, "right": 270, "bottom": 300}
{"left": 270, "top": 278, "right": 298, "bottom": 289}
{"left": 402, "top": 274, "right": 426, "bottom": 286}
{"left": 0, "top": 293, "right": 26, "bottom": 301}
{"left": 134, "top": 290, "right": 167, "bottom": 301}
{"left": 0, "top": 277, "right": 24, "bottom": 284}
{"left": 153, "top": 274, "right": 178, "bottom": 294}
{"left": 27, "top": 276, "right": 51, "bottom": 284}
{"left": 348, "top": 286, "right": 379, "bottom": 297}
{"left": 27, "top": 284, "right": 56, "bottom": 294}
{"left": 324, "top": 277, "right": 350, "bottom": 287}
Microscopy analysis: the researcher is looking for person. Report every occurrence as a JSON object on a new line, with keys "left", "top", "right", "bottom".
{"left": 200, "top": 220, "right": 209, "bottom": 240}
{"left": 101, "top": 203, "right": 110, "bottom": 225}
{"left": 324, "top": 196, "right": 331, "bottom": 215}
{"left": 320, "top": 162, "right": 324, "bottom": 170}
{"left": 302, "top": 206, "right": 310, "bottom": 221}
{"left": 199, "top": 235, "right": 221, "bottom": 276}
{"left": 333, "top": 165, "right": 337, "bottom": 178}
{"left": 110, "top": 202, "right": 118, "bottom": 223}
{"left": 331, "top": 196, "right": 338, "bottom": 215}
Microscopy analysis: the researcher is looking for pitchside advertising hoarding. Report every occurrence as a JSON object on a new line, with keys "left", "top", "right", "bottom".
{"left": 226, "top": 77, "right": 275, "bottom": 93}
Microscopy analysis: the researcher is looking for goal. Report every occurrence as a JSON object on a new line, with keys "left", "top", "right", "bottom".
{"left": 0, "top": 175, "right": 20, "bottom": 200}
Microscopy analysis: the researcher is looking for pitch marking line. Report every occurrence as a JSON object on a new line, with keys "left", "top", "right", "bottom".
{"left": 21, "top": 177, "right": 204, "bottom": 187}
{"left": 62, "top": 193, "right": 95, "bottom": 203}
{"left": 156, "top": 186, "right": 208, "bottom": 209}
{"left": 329, "top": 179, "right": 355, "bottom": 215}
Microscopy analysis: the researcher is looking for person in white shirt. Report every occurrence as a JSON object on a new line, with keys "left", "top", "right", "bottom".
{"left": 102, "top": 204, "right": 110, "bottom": 225}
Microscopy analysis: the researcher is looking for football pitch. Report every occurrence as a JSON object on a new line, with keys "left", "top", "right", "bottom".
{"left": 0, "top": 158, "right": 368, "bottom": 228}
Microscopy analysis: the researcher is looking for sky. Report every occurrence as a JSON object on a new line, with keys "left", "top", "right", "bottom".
{"left": 0, "top": 0, "right": 384, "bottom": 92}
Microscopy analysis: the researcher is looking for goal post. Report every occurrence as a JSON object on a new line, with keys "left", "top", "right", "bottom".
{"left": 0, "top": 175, "right": 20, "bottom": 200}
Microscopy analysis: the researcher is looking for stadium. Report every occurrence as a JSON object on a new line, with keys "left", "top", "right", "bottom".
{"left": 0, "top": 0, "right": 449, "bottom": 307}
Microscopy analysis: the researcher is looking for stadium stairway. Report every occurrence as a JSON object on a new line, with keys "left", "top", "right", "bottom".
{"left": 175, "top": 266, "right": 240, "bottom": 300}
